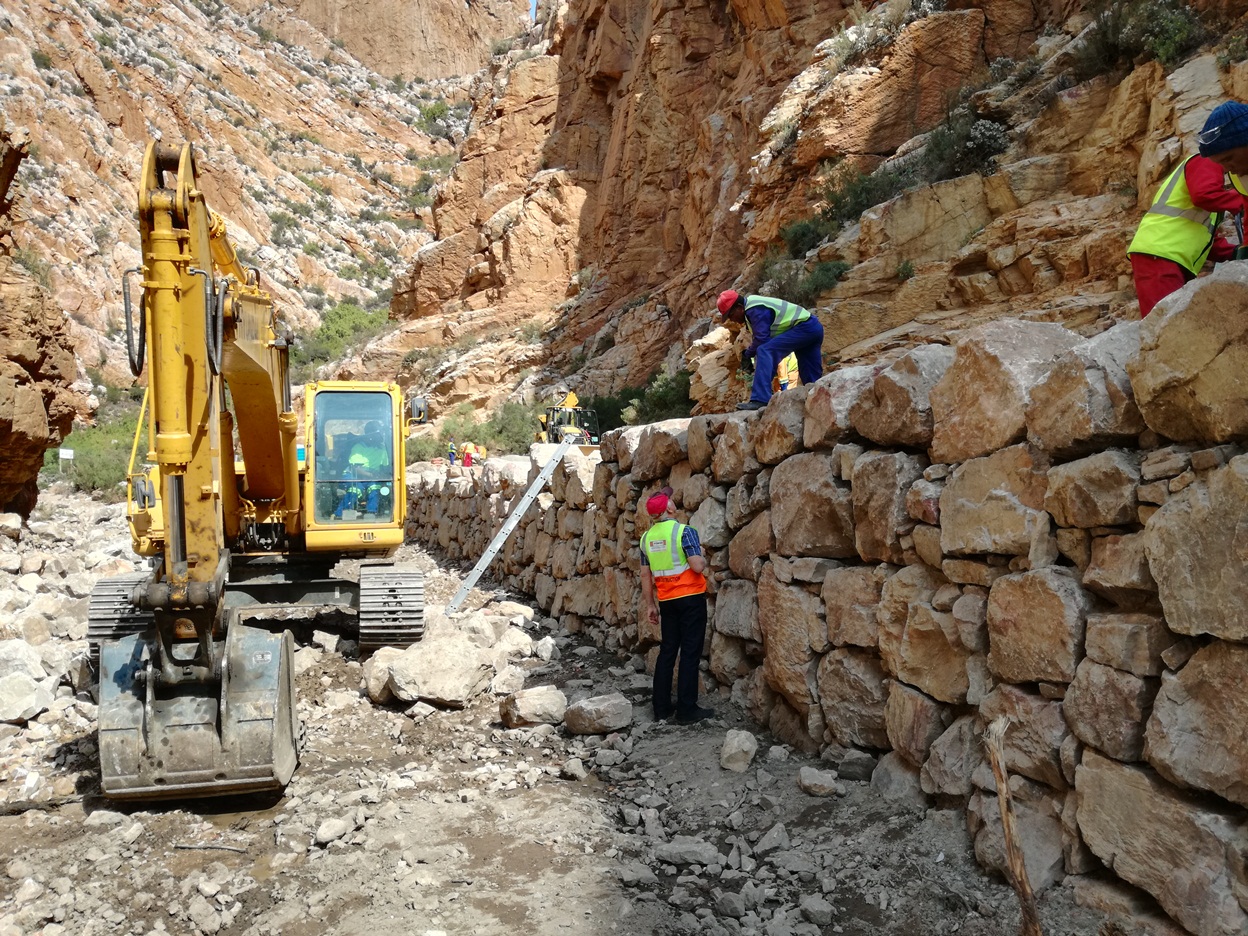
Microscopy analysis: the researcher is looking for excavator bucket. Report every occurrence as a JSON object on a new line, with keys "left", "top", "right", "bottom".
{"left": 97, "top": 622, "right": 298, "bottom": 800}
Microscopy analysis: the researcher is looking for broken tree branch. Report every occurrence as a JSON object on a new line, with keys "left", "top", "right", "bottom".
{"left": 984, "top": 716, "right": 1043, "bottom": 936}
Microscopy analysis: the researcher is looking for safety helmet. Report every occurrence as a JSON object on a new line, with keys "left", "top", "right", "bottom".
{"left": 717, "top": 290, "right": 741, "bottom": 314}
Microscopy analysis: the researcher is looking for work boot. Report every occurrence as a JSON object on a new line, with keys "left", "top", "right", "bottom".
{"left": 736, "top": 400, "right": 766, "bottom": 411}
{"left": 676, "top": 705, "right": 715, "bottom": 725}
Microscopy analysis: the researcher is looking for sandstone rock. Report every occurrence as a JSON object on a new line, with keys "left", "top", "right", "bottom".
{"left": 1076, "top": 750, "right": 1248, "bottom": 936}
{"left": 968, "top": 779, "right": 1065, "bottom": 893}
{"left": 852, "top": 451, "right": 926, "bottom": 564}
{"left": 753, "top": 387, "right": 808, "bottom": 464}
{"left": 797, "top": 766, "right": 843, "bottom": 797}
{"left": 885, "top": 680, "right": 948, "bottom": 767}
{"left": 499, "top": 685, "right": 568, "bottom": 727}
{"left": 987, "top": 568, "right": 1092, "bottom": 684}
{"left": 1027, "top": 321, "right": 1145, "bottom": 456}
{"left": 0, "top": 672, "right": 52, "bottom": 723}
{"left": 816, "top": 647, "right": 889, "bottom": 749}
{"left": 930, "top": 320, "right": 1082, "bottom": 463}
{"left": 870, "top": 751, "right": 926, "bottom": 807}
{"left": 905, "top": 477, "right": 943, "bottom": 525}
{"left": 1145, "top": 641, "right": 1248, "bottom": 808}
{"left": 709, "top": 632, "right": 752, "bottom": 685}
{"left": 889, "top": 603, "right": 974, "bottom": 704}
{"left": 1064, "top": 659, "right": 1156, "bottom": 762}
{"left": 1083, "top": 532, "right": 1156, "bottom": 607}
{"left": 711, "top": 415, "right": 759, "bottom": 485}
{"left": 822, "top": 564, "right": 889, "bottom": 649}
{"left": 980, "top": 685, "right": 1069, "bottom": 790}
{"left": 720, "top": 729, "right": 758, "bottom": 772}
{"left": 0, "top": 639, "right": 45, "bottom": 680}
{"left": 714, "top": 579, "right": 761, "bottom": 642}
{"left": 631, "top": 419, "right": 690, "bottom": 481}
{"left": 387, "top": 635, "right": 495, "bottom": 708}
{"left": 877, "top": 562, "right": 945, "bottom": 667}
{"left": 951, "top": 590, "right": 988, "bottom": 652}
{"left": 564, "top": 692, "right": 633, "bottom": 734}
{"left": 1085, "top": 612, "right": 1174, "bottom": 678}
{"left": 719, "top": 502, "right": 766, "bottom": 576}
{"left": 1127, "top": 262, "right": 1248, "bottom": 443}
{"left": 836, "top": 748, "right": 878, "bottom": 781}
{"left": 920, "top": 715, "right": 982, "bottom": 797}
{"left": 770, "top": 453, "right": 855, "bottom": 558}
{"left": 362, "top": 647, "right": 404, "bottom": 704}
{"left": 1144, "top": 456, "right": 1248, "bottom": 641}
{"left": 759, "top": 565, "right": 823, "bottom": 713}
{"left": 849, "top": 345, "right": 954, "bottom": 447}
{"left": 1044, "top": 450, "right": 1140, "bottom": 528}
{"left": 686, "top": 414, "right": 727, "bottom": 473}
{"left": 939, "top": 445, "right": 1049, "bottom": 557}
{"left": 688, "top": 495, "right": 730, "bottom": 549}
{"left": 802, "top": 366, "right": 874, "bottom": 450}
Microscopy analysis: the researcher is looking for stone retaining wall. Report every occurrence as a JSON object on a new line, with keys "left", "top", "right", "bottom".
{"left": 406, "top": 265, "right": 1248, "bottom": 936}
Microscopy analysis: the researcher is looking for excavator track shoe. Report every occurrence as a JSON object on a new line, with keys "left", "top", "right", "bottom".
{"left": 357, "top": 563, "right": 425, "bottom": 651}
{"left": 87, "top": 573, "right": 155, "bottom": 673}
{"left": 98, "top": 623, "right": 298, "bottom": 800}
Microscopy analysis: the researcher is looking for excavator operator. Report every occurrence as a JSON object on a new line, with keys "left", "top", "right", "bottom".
{"left": 335, "top": 421, "right": 392, "bottom": 517}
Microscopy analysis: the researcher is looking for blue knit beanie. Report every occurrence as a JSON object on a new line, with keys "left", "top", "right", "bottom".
{"left": 1198, "top": 102, "right": 1248, "bottom": 157}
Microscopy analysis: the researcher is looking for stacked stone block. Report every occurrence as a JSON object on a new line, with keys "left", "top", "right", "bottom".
{"left": 407, "top": 265, "right": 1248, "bottom": 935}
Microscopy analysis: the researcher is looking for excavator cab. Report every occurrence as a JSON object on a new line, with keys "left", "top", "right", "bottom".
{"left": 535, "top": 391, "right": 600, "bottom": 449}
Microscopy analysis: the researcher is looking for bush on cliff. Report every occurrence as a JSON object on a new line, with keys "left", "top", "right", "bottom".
{"left": 41, "top": 398, "right": 143, "bottom": 500}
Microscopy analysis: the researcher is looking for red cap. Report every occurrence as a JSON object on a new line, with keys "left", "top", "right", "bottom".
{"left": 716, "top": 290, "right": 740, "bottom": 314}
{"left": 646, "top": 486, "right": 675, "bottom": 516}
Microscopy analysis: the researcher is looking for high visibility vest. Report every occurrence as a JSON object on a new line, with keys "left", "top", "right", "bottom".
{"left": 348, "top": 444, "right": 389, "bottom": 471}
{"left": 746, "top": 295, "right": 811, "bottom": 337}
{"left": 1128, "top": 157, "right": 1248, "bottom": 275}
{"left": 641, "top": 519, "right": 705, "bottom": 601}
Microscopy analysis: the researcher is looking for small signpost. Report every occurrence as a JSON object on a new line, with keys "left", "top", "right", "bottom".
{"left": 58, "top": 448, "right": 74, "bottom": 473}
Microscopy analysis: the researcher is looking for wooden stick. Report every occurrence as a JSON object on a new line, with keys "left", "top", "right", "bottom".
{"left": 984, "top": 716, "right": 1043, "bottom": 936}
{"left": 174, "top": 842, "right": 247, "bottom": 854}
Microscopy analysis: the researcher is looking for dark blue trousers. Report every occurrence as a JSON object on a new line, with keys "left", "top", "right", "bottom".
{"left": 750, "top": 316, "right": 825, "bottom": 403}
{"left": 653, "top": 592, "right": 707, "bottom": 718}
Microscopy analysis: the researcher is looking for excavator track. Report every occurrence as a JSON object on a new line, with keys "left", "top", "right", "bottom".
{"left": 86, "top": 573, "right": 154, "bottom": 672}
{"left": 356, "top": 563, "right": 425, "bottom": 652}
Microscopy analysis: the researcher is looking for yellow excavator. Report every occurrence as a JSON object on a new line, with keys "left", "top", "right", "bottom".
{"left": 87, "top": 141, "right": 424, "bottom": 800}
{"left": 535, "top": 391, "right": 600, "bottom": 452}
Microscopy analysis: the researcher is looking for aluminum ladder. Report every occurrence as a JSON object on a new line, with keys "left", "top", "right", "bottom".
{"left": 446, "top": 436, "right": 577, "bottom": 613}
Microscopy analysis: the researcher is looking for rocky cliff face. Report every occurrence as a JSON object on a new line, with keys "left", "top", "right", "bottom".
{"left": 0, "top": 125, "right": 79, "bottom": 517}
{"left": 0, "top": 0, "right": 471, "bottom": 389}
{"left": 274, "top": 0, "right": 531, "bottom": 80}
{"left": 393, "top": 0, "right": 1248, "bottom": 419}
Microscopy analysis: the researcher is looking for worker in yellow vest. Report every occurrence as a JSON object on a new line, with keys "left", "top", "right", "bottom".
{"left": 639, "top": 486, "right": 714, "bottom": 725}
{"left": 716, "top": 290, "right": 824, "bottom": 411}
{"left": 1127, "top": 101, "right": 1248, "bottom": 316}
{"left": 777, "top": 352, "right": 798, "bottom": 392}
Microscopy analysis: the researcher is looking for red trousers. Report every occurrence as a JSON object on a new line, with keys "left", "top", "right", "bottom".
{"left": 1130, "top": 253, "right": 1194, "bottom": 317}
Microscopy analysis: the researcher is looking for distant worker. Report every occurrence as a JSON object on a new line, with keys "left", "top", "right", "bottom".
{"left": 1127, "top": 101, "right": 1248, "bottom": 317}
{"left": 461, "top": 440, "right": 475, "bottom": 467}
{"left": 639, "top": 486, "right": 715, "bottom": 725}
{"left": 716, "top": 290, "right": 824, "bottom": 411}
{"left": 447, "top": 436, "right": 457, "bottom": 466}
{"left": 777, "top": 352, "right": 798, "bottom": 392}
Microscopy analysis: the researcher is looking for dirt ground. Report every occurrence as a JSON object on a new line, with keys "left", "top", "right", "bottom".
{"left": 0, "top": 540, "right": 1117, "bottom": 936}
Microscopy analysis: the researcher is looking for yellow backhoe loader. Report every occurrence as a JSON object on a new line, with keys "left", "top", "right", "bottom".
{"left": 88, "top": 141, "right": 424, "bottom": 800}
{"left": 535, "top": 391, "right": 600, "bottom": 454}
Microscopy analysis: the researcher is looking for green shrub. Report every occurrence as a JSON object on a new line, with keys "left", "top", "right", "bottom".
{"left": 302, "top": 241, "right": 324, "bottom": 257}
{"left": 42, "top": 398, "right": 143, "bottom": 499}
{"left": 94, "top": 31, "right": 115, "bottom": 49}
{"left": 1218, "top": 33, "right": 1248, "bottom": 70}
{"left": 584, "top": 386, "right": 643, "bottom": 432}
{"left": 792, "top": 261, "right": 849, "bottom": 306}
{"left": 920, "top": 109, "right": 1010, "bottom": 182}
{"left": 520, "top": 321, "right": 543, "bottom": 343}
{"left": 491, "top": 37, "right": 515, "bottom": 56}
{"left": 1071, "top": 0, "right": 1205, "bottom": 79}
{"left": 14, "top": 248, "right": 52, "bottom": 289}
{"left": 622, "top": 370, "right": 693, "bottom": 425}
{"left": 290, "top": 300, "right": 391, "bottom": 380}
{"left": 820, "top": 161, "right": 914, "bottom": 232}
{"left": 897, "top": 259, "right": 916, "bottom": 281}
{"left": 419, "top": 100, "right": 452, "bottom": 138}
{"left": 31, "top": 50, "right": 53, "bottom": 70}
{"left": 780, "top": 217, "right": 836, "bottom": 258}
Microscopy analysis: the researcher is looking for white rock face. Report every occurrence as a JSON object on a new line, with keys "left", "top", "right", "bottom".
{"left": 719, "top": 729, "right": 758, "bottom": 772}
{"left": 386, "top": 634, "right": 496, "bottom": 708}
{"left": 0, "top": 672, "right": 53, "bottom": 723}
{"left": 0, "top": 639, "right": 46, "bottom": 680}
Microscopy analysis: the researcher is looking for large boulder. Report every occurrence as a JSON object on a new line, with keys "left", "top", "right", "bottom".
{"left": 920, "top": 715, "right": 982, "bottom": 796}
{"left": 753, "top": 387, "right": 808, "bottom": 464}
{"left": 759, "top": 565, "right": 823, "bottom": 713}
{"left": 823, "top": 564, "right": 890, "bottom": 649}
{"left": 631, "top": 419, "right": 690, "bottom": 481}
{"left": 980, "top": 685, "right": 1069, "bottom": 790}
{"left": 1127, "top": 261, "right": 1248, "bottom": 443}
{"left": 816, "top": 647, "right": 889, "bottom": 749}
{"left": 1145, "top": 641, "right": 1248, "bottom": 809}
{"left": 852, "top": 451, "right": 926, "bottom": 564}
{"left": 564, "top": 692, "right": 633, "bottom": 734}
{"left": 1145, "top": 456, "right": 1248, "bottom": 641}
{"left": 714, "top": 578, "right": 761, "bottom": 642}
{"left": 1064, "top": 659, "right": 1157, "bottom": 762}
{"left": 803, "top": 365, "right": 874, "bottom": 450}
{"left": 849, "top": 345, "right": 955, "bottom": 447}
{"left": 929, "top": 320, "right": 1082, "bottom": 463}
{"left": 711, "top": 414, "right": 760, "bottom": 484}
{"left": 728, "top": 510, "right": 773, "bottom": 581}
{"left": 968, "top": 780, "right": 1065, "bottom": 894}
{"left": 770, "top": 453, "right": 855, "bottom": 558}
{"left": 1027, "top": 321, "right": 1144, "bottom": 456}
{"left": 500, "top": 685, "right": 568, "bottom": 727}
{"left": 939, "top": 445, "right": 1049, "bottom": 557}
{"left": 0, "top": 672, "right": 52, "bottom": 724}
{"left": 387, "top": 634, "right": 496, "bottom": 708}
{"left": 986, "top": 568, "right": 1092, "bottom": 684}
{"left": 885, "top": 680, "right": 948, "bottom": 767}
{"left": 1044, "top": 450, "right": 1140, "bottom": 528}
{"left": 1076, "top": 751, "right": 1248, "bottom": 936}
